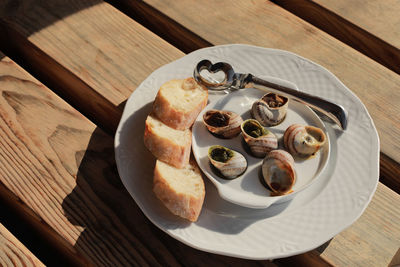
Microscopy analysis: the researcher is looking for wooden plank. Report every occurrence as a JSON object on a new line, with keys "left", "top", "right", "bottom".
{"left": 0, "top": 0, "right": 183, "bottom": 107}
{"left": 0, "top": 57, "right": 280, "bottom": 266}
{"left": 316, "top": 184, "right": 400, "bottom": 266}
{"left": 105, "top": 0, "right": 211, "bottom": 54}
{"left": 303, "top": 0, "right": 400, "bottom": 48}
{"left": 0, "top": 21, "right": 121, "bottom": 135}
{"left": 124, "top": 0, "right": 400, "bottom": 186}
{"left": 0, "top": 223, "right": 44, "bottom": 267}
{"left": 0, "top": 57, "right": 177, "bottom": 266}
{"left": 272, "top": 0, "right": 400, "bottom": 75}
{"left": 0, "top": 186, "right": 77, "bottom": 266}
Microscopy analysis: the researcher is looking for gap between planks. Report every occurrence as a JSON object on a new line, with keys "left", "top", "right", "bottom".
{"left": 271, "top": 0, "right": 400, "bottom": 75}
{"left": 105, "top": 0, "right": 211, "bottom": 53}
{"left": 0, "top": 19, "right": 121, "bottom": 136}
{"left": 0, "top": 223, "right": 44, "bottom": 267}
{"left": 0, "top": 180, "right": 87, "bottom": 266}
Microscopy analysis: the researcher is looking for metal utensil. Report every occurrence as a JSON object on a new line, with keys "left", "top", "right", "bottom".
{"left": 194, "top": 59, "right": 348, "bottom": 130}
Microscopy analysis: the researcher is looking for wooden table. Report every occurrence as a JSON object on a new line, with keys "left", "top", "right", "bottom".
{"left": 0, "top": 0, "right": 399, "bottom": 266}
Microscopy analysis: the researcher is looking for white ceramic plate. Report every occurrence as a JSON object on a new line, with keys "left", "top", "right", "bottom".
{"left": 192, "top": 88, "right": 330, "bottom": 209}
{"left": 115, "top": 44, "right": 379, "bottom": 260}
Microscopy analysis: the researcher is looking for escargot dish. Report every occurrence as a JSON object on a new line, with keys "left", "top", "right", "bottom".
{"left": 208, "top": 145, "right": 247, "bottom": 179}
{"left": 284, "top": 124, "right": 327, "bottom": 157}
{"left": 251, "top": 93, "right": 288, "bottom": 126}
{"left": 203, "top": 109, "right": 243, "bottom": 138}
{"left": 240, "top": 119, "right": 278, "bottom": 157}
{"left": 262, "top": 150, "right": 297, "bottom": 195}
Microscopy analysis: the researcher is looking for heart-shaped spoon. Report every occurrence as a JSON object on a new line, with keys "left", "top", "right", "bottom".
{"left": 194, "top": 59, "right": 348, "bottom": 130}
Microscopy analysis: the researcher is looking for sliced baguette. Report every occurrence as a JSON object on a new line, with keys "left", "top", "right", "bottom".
{"left": 144, "top": 113, "right": 191, "bottom": 169}
{"left": 153, "top": 77, "right": 208, "bottom": 130}
{"left": 153, "top": 159, "right": 205, "bottom": 222}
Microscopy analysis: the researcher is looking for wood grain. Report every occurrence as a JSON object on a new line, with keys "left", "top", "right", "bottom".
{"left": 0, "top": 57, "right": 281, "bottom": 266}
{"left": 0, "top": 20, "right": 121, "bottom": 135}
{"left": 0, "top": 57, "right": 177, "bottom": 266}
{"left": 0, "top": 0, "right": 183, "bottom": 107}
{"left": 302, "top": 0, "right": 400, "bottom": 52}
{"left": 105, "top": 0, "right": 211, "bottom": 53}
{"left": 272, "top": 0, "right": 400, "bottom": 75}
{"left": 0, "top": 223, "right": 44, "bottom": 267}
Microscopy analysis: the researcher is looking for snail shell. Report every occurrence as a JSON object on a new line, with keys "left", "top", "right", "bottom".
{"left": 208, "top": 145, "right": 247, "bottom": 179}
{"left": 251, "top": 93, "right": 288, "bottom": 126}
{"left": 262, "top": 150, "right": 297, "bottom": 194}
{"left": 283, "top": 124, "right": 327, "bottom": 157}
{"left": 240, "top": 119, "right": 278, "bottom": 157}
{"left": 203, "top": 109, "right": 243, "bottom": 139}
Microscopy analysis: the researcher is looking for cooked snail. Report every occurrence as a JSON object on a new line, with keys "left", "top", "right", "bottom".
{"left": 251, "top": 93, "right": 288, "bottom": 126}
{"left": 208, "top": 145, "right": 247, "bottom": 179}
{"left": 240, "top": 119, "right": 278, "bottom": 157}
{"left": 262, "top": 150, "right": 296, "bottom": 195}
{"left": 203, "top": 110, "right": 243, "bottom": 139}
{"left": 283, "top": 124, "right": 326, "bottom": 157}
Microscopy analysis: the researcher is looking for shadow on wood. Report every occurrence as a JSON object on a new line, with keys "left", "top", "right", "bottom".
{"left": 0, "top": 0, "right": 102, "bottom": 36}
{"left": 61, "top": 101, "right": 279, "bottom": 266}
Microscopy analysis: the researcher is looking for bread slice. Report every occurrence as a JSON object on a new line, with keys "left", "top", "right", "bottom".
{"left": 153, "top": 159, "right": 205, "bottom": 222}
{"left": 144, "top": 113, "right": 191, "bottom": 169}
{"left": 153, "top": 77, "right": 208, "bottom": 130}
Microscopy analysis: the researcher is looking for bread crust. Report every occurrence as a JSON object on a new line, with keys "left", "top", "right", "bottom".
{"left": 144, "top": 115, "right": 191, "bottom": 169}
{"left": 153, "top": 78, "right": 208, "bottom": 130}
{"left": 153, "top": 160, "right": 205, "bottom": 222}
